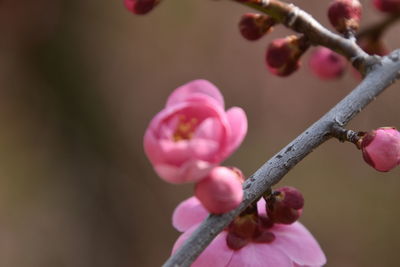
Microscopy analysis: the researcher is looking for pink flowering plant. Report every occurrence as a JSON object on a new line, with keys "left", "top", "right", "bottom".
{"left": 126, "top": 0, "right": 400, "bottom": 266}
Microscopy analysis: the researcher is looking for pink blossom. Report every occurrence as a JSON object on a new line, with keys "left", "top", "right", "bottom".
{"left": 309, "top": 47, "right": 346, "bottom": 80}
{"left": 361, "top": 127, "right": 400, "bottom": 172}
{"left": 172, "top": 197, "right": 326, "bottom": 267}
{"left": 144, "top": 80, "right": 247, "bottom": 183}
{"left": 195, "top": 166, "right": 244, "bottom": 214}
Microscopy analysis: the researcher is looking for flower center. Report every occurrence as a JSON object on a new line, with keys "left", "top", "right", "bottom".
{"left": 226, "top": 213, "right": 276, "bottom": 250}
{"left": 173, "top": 115, "right": 198, "bottom": 141}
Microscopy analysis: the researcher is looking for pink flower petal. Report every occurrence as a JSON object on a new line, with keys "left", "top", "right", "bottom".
{"left": 166, "top": 79, "right": 225, "bottom": 108}
{"left": 272, "top": 222, "right": 326, "bottom": 266}
{"left": 194, "top": 117, "right": 223, "bottom": 141}
{"left": 189, "top": 138, "right": 220, "bottom": 162}
{"left": 172, "top": 225, "right": 234, "bottom": 267}
{"left": 172, "top": 197, "right": 209, "bottom": 232}
{"left": 227, "top": 242, "right": 294, "bottom": 267}
{"left": 143, "top": 130, "right": 164, "bottom": 164}
{"left": 154, "top": 160, "right": 213, "bottom": 183}
{"left": 225, "top": 107, "right": 248, "bottom": 156}
{"left": 257, "top": 198, "right": 267, "bottom": 217}
{"left": 159, "top": 140, "right": 191, "bottom": 166}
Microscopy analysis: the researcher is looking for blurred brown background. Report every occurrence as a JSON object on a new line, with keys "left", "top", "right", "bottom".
{"left": 0, "top": 0, "right": 399, "bottom": 266}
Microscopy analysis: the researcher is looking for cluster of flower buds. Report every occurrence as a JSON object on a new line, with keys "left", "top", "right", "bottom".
{"left": 144, "top": 79, "right": 248, "bottom": 214}
{"left": 358, "top": 127, "right": 400, "bottom": 172}
{"left": 124, "top": 0, "right": 160, "bottom": 15}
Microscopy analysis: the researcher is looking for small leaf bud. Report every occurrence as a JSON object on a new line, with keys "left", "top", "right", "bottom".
{"left": 239, "top": 13, "right": 276, "bottom": 41}
{"left": 328, "top": 0, "right": 362, "bottom": 34}
{"left": 360, "top": 127, "right": 400, "bottom": 172}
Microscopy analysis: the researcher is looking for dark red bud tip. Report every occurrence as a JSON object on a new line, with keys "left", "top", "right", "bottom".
{"left": 124, "top": 0, "right": 159, "bottom": 15}
{"left": 328, "top": 0, "right": 362, "bottom": 34}
{"left": 239, "top": 13, "right": 275, "bottom": 41}
{"left": 360, "top": 127, "right": 400, "bottom": 172}
{"left": 373, "top": 0, "right": 400, "bottom": 13}
{"left": 265, "top": 36, "right": 304, "bottom": 77}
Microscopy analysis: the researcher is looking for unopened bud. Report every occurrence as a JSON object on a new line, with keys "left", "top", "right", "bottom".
{"left": 265, "top": 35, "right": 308, "bottom": 77}
{"left": 239, "top": 13, "right": 276, "bottom": 41}
{"left": 373, "top": 0, "right": 400, "bottom": 13}
{"left": 360, "top": 127, "right": 400, "bottom": 172}
{"left": 195, "top": 167, "right": 243, "bottom": 214}
{"left": 328, "top": 0, "right": 362, "bottom": 34}
{"left": 309, "top": 47, "right": 347, "bottom": 80}
{"left": 124, "top": 0, "right": 159, "bottom": 15}
{"left": 266, "top": 186, "right": 304, "bottom": 224}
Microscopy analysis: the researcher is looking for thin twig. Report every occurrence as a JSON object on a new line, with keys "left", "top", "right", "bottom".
{"left": 163, "top": 49, "right": 400, "bottom": 267}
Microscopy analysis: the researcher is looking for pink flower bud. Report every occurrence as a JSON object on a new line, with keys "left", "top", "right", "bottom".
{"left": 373, "top": 0, "right": 400, "bottom": 13}
{"left": 266, "top": 186, "right": 304, "bottom": 224}
{"left": 265, "top": 35, "right": 307, "bottom": 77}
{"left": 309, "top": 47, "right": 347, "bottom": 80}
{"left": 328, "top": 0, "right": 362, "bottom": 34}
{"left": 360, "top": 127, "right": 400, "bottom": 172}
{"left": 238, "top": 13, "right": 275, "bottom": 41}
{"left": 195, "top": 166, "right": 244, "bottom": 214}
{"left": 124, "top": 0, "right": 159, "bottom": 15}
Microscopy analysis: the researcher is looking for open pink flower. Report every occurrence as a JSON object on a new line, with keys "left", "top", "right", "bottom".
{"left": 144, "top": 80, "right": 247, "bottom": 183}
{"left": 172, "top": 197, "right": 326, "bottom": 267}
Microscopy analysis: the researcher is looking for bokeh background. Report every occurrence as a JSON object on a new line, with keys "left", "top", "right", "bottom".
{"left": 0, "top": 0, "right": 399, "bottom": 266}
